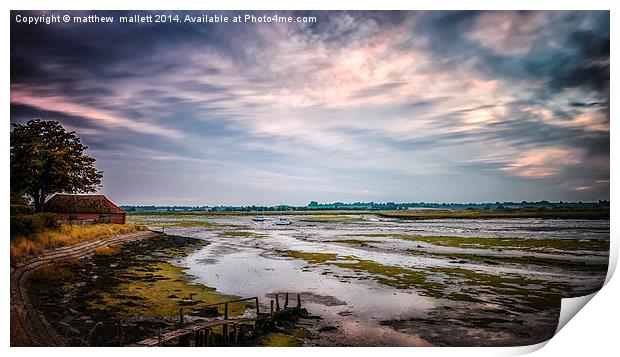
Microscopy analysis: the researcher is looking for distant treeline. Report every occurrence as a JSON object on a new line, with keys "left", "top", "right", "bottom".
{"left": 121, "top": 200, "right": 610, "bottom": 212}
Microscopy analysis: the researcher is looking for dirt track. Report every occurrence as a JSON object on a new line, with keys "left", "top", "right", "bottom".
{"left": 10, "top": 230, "right": 159, "bottom": 347}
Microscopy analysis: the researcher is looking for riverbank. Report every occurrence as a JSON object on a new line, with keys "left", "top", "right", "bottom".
{"left": 10, "top": 223, "right": 149, "bottom": 264}
{"left": 18, "top": 230, "right": 313, "bottom": 346}
{"left": 128, "top": 208, "right": 610, "bottom": 220}
{"left": 10, "top": 230, "right": 159, "bottom": 346}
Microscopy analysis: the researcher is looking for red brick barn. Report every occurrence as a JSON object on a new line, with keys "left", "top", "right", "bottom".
{"left": 44, "top": 194, "right": 126, "bottom": 224}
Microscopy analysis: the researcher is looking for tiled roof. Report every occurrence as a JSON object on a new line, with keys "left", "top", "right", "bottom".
{"left": 44, "top": 194, "right": 125, "bottom": 214}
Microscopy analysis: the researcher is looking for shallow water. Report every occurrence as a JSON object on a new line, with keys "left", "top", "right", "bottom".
{"left": 131, "top": 214, "right": 609, "bottom": 346}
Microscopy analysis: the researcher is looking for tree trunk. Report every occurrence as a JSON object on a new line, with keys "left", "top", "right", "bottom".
{"left": 31, "top": 191, "right": 45, "bottom": 213}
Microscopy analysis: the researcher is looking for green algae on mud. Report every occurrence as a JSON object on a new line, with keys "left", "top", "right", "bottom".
{"left": 348, "top": 233, "right": 609, "bottom": 252}
{"left": 280, "top": 249, "right": 586, "bottom": 312}
{"left": 29, "top": 234, "right": 248, "bottom": 346}
{"left": 326, "top": 239, "right": 380, "bottom": 246}
{"left": 430, "top": 266, "right": 568, "bottom": 311}
{"left": 258, "top": 332, "right": 304, "bottom": 347}
{"left": 220, "top": 231, "right": 269, "bottom": 238}
{"left": 88, "top": 260, "right": 247, "bottom": 318}
{"left": 407, "top": 250, "right": 609, "bottom": 272}
{"left": 281, "top": 250, "right": 444, "bottom": 297}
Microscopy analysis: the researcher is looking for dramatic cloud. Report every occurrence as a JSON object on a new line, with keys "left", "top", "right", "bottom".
{"left": 10, "top": 10, "right": 609, "bottom": 205}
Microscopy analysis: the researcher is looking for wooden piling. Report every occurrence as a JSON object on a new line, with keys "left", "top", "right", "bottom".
{"left": 297, "top": 293, "right": 302, "bottom": 308}
{"left": 255, "top": 297, "right": 260, "bottom": 316}
{"left": 223, "top": 302, "right": 229, "bottom": 344}
{"left": 275, "top": 293, "right": 280, "bottom": 311}
{"left": 284, "top": 293, "right": 289, "bottom": 308}
{"left": 270, "top": 300, "right": 275, "bottom": 327}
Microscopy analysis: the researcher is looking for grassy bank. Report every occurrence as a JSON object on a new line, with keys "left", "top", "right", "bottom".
{"left": 10, "top": 223, "right": 148, "bottom": 264}
{"left": 127, "top": 208, "right": 610, "bottom": 220}
{"left": 377, "top": 208, "right": 609, "bottom": 220}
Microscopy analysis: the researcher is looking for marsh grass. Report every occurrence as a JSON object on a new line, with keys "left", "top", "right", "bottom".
{"left": 31, "top": 258, "right": 83, "bottom": 282}
{"left": 301, "top": 215, "right": 362, "bottom": 222}
{"left": 378, "top": 209, "right": 609, "bottom": 220}
{"left": 10, "top": 224, "right": 148, "bottom": 264}
{"left": 127, "top": 208, "right": 609, "bottom": 220}
{"left": 94, "top": 244, "right": 122, "bottom": 256}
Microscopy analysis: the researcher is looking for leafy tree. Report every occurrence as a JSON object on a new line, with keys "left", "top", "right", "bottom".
{"left": 10, "top": 119, "right": 103, "bottom": 212}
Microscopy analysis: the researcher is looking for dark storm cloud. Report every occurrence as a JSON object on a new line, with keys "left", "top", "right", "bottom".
{"left": 413, "top": 11, "right": 609, "bottom": 100}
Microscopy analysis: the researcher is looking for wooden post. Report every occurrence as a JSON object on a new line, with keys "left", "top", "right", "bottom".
{"left": 297, "top": 293, "right": 302, "bottom": 308}
{"left": 255, "top": 297, "right": 260, "bottom": 316}
{"left": 205, "top": 329, "right": 210, "bottom": 347}
{"left": 232, "top": 323, "right": 238, "bottom": 344}
{"left": 223, "top": 302, "right": 229, "bottom": 344}
{"left": 275, "top": 293, "right": 280, "bottom": 311}
{"left": 284, "top": 293, "right": 289, "bottom": 308}
{"left": 117, "top": 318, "right": 124, "bottom": 346}
{"left": 158, "top": 327, "right": 162, "bottom": 346}
{"left": 270, "top": 300, "right": 275, "bottom": 327}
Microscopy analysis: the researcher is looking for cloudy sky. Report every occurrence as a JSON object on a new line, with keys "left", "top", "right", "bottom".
{"left": 10, "top": 11, "right": 609, "bottom": 205}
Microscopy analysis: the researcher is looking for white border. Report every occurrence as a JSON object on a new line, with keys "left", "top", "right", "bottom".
{"left": 3, "top": 1, "right": 616, "bottom": 357}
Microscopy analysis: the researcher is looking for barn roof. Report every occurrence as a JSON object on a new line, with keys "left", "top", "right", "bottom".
{"left": 44, "top": 194, "right": 125, "bottom": 214}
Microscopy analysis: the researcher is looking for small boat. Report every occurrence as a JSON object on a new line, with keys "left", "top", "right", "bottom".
{"left": 274, "top": 218, "right": 292, "bottom": 225}
{"left": 252, "top": 216, "right": 269, "bottom": 222}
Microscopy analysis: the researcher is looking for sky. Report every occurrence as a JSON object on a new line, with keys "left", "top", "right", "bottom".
{"left": 10, "top": 10, "right": 610, "bottom": 206}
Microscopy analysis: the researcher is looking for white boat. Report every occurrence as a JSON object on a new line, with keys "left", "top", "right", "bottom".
{"left": 274, "top": 218, "right": 292, "bottom": 225}
{"left": 252, "top": 216, "right": 269, "bottom": 222}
